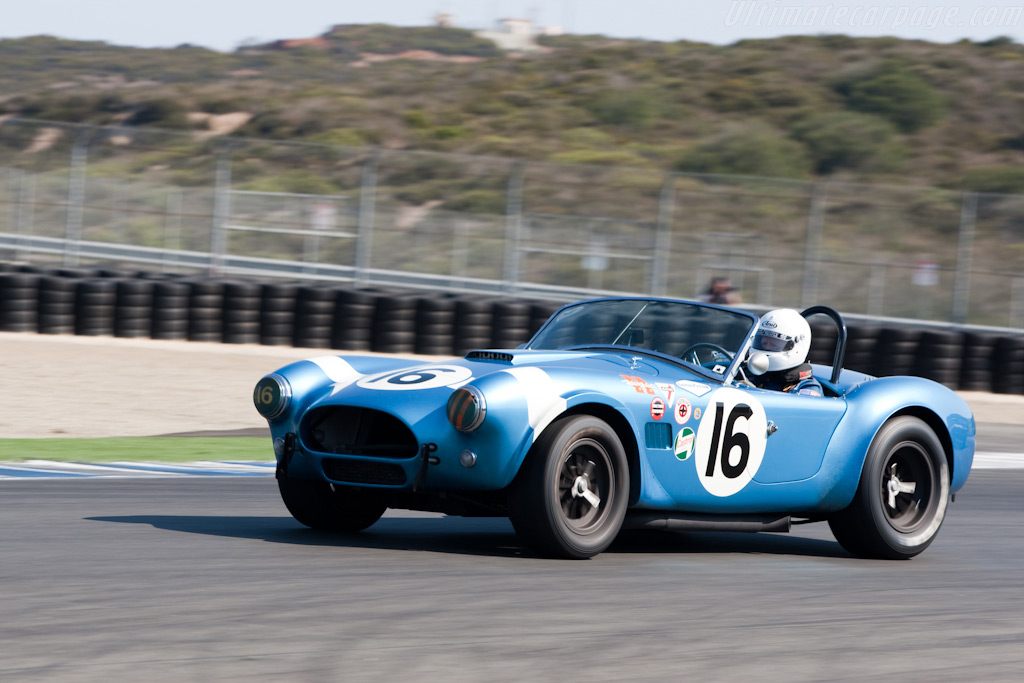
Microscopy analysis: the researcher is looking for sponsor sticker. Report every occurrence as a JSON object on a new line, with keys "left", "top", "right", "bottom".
{"left": 657, "top": 382, "right": 676, "bottom": 405}
{"left": 674, "top": 396, "right": 692, "bottom": 425}
{"left": 651, "top": 397, "right": 666, "bottom": 420}
{"left": 694, "top": 407, "right": 702, "bottom": 421}
{"left": 674, "top": 427, "right": 695, "bottom": 461}
{"left": 622, "top": 375, "right": 656, "bottom": 395}
{"left": 676, "top": 380, "right": 712, "bottom": 397}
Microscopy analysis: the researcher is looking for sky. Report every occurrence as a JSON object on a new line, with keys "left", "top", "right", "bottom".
{"left": 1, "top": 0, "right": 1023, "bottom": 51}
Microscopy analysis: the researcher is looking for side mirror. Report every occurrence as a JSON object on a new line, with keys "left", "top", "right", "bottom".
{"left": 747, "top": 352, "right": 770, "bottom": 377}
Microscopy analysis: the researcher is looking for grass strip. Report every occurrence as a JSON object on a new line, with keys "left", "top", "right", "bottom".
{"left": 0, "top": 437, "right": 273, "bottom": 463}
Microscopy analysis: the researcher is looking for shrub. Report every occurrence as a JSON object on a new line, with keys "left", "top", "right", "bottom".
{"left": 839, "top": 64, "right": 945, "bottom": 132}
{"left": 676, "top": 126, "right": 811, "bottom": 178}
{"left": 127, "top": 98, "right": 190, "bottom": 129}
{"left": 791, "top": 112, "right": 903, "bottom": 174}
{"left": 959, "top": 166, "right": 1024, "bottom": 194}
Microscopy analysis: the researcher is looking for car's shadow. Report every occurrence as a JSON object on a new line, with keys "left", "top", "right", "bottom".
{"left": 88, "top": 514, "right": 852, "bottom": 560}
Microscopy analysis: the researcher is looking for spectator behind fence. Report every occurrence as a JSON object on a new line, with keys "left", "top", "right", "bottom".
{"left": 700, "top": 276, "right": 741, "bottom": 305}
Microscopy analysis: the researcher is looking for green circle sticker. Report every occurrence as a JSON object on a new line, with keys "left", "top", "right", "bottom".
{"left": 674, "top": 427, "right": 695, "bottom": 461}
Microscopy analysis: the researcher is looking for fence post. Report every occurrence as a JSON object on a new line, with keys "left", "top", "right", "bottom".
{"left": 210, "top": 148, "right": 232, "bottom": 276}
{"left": 800, "top": 182, "right": 826, "bottom": 309}
{"left": 951, "top": 192, "right": 977, "bottom": 325}
{"left": 355, "top": 150, "right": 379, "bottom": 288}
{"left": 651, "top": 173, "right": 675, "bottom": 296}
{"left": 164, "top": 188, "right": 183, "bottom": 272}
{"left": 504, "top": 162, "right": 525, "bottom": 293}
{"left": 64, "top": 128, "right": 88, "bottom": 267}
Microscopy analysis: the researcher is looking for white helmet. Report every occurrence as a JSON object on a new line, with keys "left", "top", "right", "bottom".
{"left": 752, "top": 309, "right": 811, "bottom": 372}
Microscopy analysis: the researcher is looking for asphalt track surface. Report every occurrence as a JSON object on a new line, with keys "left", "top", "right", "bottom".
{"left": 3, "top": 465, "right": 1023, "bottom": 681}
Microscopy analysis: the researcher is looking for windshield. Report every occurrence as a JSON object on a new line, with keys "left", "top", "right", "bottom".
{"left": 526, "top": 299, "right": 758, "bottom": 371}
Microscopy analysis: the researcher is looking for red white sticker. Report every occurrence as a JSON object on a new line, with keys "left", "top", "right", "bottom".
{"left": 674, "top": 396, "right": 692, "bottom": 425}
{"left": 651, "top": 397, "right": 666, "bottom": 420}
{"left": 657, "top": 383, "right": 675, "bottom": 405}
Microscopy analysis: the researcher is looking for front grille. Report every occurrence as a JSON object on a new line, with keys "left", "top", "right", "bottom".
{"left": 322, "top": 459, "right": 407, "bottom": 486}
{"left": 302, "top": 406, "right": 418, "bottom": 459}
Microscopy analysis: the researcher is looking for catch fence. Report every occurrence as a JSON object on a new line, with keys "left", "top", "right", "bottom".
{"left": 1, "top": 118, "right": 1022, "bottom": 328}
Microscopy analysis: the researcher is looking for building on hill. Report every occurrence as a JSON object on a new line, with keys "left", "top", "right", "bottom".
{"left": 475, "top": 18, "right": 545, "bottom": 52}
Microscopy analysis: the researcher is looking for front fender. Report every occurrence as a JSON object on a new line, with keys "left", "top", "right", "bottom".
{"left": 817, "top": 376, "right": 975, "bottom": 511}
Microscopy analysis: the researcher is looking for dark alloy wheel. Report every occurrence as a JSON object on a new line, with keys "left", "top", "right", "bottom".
{"left": 278, "top": 476, "right": 387, "bottom": 532}
{"left": 829, "top": 416, "right": 949, "bottom": 559}
{"left": 509, "top": 415, "right": 629, "bottom": 559}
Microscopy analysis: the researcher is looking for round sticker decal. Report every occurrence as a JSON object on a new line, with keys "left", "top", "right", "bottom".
{"left": 651, "top": 397, "right": 665, "bottom": 420}
{"left": 356, "top": 365, "right": 473, "bottom": 391}
{"left": 674, "top": 427, "right": 695, "bottom": 461}
{"left": 674, "top": 396, "right": 692, "bottom": 425}
{"left": 693, "top": 388, "right": 767, "bottom": 497}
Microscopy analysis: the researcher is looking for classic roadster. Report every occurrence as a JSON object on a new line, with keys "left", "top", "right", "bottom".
{"left": 254, "top": 297, "right": 975, "bottom": 559}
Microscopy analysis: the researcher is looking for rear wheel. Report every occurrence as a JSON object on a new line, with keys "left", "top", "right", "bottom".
{"left": 278, "top": 477, "right": 387, "bottom": 532}
{"left": 828, "top": 416, "right": 949, "bottom": 559}
{"left": 509, "top": 415, "right": 629, "bottom": 559}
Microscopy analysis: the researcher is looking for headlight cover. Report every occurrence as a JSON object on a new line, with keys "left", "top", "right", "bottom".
{"left": 446, "top": 385, "right": 486, "bottom": 432}
{"left": 254, "top": 374, "right": 291, "bottom": 420}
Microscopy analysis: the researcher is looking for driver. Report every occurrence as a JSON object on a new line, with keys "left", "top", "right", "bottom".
{"left": 748, "top": 309, "right": 823, "bottom": 396}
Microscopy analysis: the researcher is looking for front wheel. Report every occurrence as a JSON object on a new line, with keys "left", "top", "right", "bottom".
{"left": 509, "top": 415, "right": 629, "bottom": 559}
{"left": 278, "top": 476, "right": 387, "bottom": 532}
{"left": 828, "top": 416, "right": 949, "bottom": 559}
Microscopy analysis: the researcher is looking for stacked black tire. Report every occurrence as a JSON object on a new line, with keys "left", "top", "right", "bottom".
{"left": 0, "top": 273, "right": 39, "bottom": 332}
{"left": 150, "top": 280, "right": 190, "bottom": 340}
{"left": 114, "top": 279, "right": 154, "bottom": 338}
{"left": 222, "top": 281, "right": 262, "bottom": 344}
{"left": 3, "top": 260, "right": 1024, "bottom": 395}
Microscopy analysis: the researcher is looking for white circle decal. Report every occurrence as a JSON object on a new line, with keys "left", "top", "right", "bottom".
{"left": 356, "top": 365, "right": 473, "bottom": 391}
{"left": 693, "top": 388, "right": 767, "bottom": 497}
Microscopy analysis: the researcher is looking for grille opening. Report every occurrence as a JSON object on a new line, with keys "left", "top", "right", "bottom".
{"left": 303, "top": 406, "right": 418, "bottom": 459}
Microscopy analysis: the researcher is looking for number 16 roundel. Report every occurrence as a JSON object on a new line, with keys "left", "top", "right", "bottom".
{"left": 693, "top": 388, "right": 768, "bottom": 497}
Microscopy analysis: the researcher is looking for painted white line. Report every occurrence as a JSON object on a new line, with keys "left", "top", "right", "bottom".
{"left": 972, "top": 452, "right": 1024, "bottom": 470}
{"left": 1, "top": 460, "right": 274, "bottom": 480}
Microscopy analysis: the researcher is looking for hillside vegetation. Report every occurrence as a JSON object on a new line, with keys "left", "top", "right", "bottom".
{"left": 1, "top": 25, "right": 1023, "bottom": 192}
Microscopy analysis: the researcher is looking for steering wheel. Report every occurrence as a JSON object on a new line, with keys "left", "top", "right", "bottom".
{"left": 680, "top": 342, "right": 733, "bottom": 367}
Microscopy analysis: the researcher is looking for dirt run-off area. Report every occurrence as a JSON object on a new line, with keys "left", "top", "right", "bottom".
{"left": 2, "top": 332, "right": 1021, "bottom": 439}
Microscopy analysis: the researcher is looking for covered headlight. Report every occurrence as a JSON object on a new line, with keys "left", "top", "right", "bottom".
{"left": 254, "top": 374, "right": 291, "bottom": 420}
{"left": 446, "top": 386, "right": 486, "bottom": 432}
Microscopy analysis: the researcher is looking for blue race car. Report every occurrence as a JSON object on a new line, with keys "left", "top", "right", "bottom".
{"left": 254, "top": 297, "right": 975, "bottom": 559}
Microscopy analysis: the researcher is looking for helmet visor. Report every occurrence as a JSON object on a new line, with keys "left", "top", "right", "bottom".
{"left": 754, "top": 333, "right": 794, "bottom": 353}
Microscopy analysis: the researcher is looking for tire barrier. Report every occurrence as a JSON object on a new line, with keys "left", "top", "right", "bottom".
{"left": 37, "top": 275, "right": 77, "bottom": 335}
{"left": 994, "top": 336, "right": 1024, "bottom": 395}
{"left": 960, "top": 332, "right": 998, "bottom": 392}
{"left": 414, "top": 294, "right": 458, "bottom": 356}
{"left": 0, "top": 273, "right": 39, "bottom": 332}
{"left": 292, "top": 285, "right": 337, "bottom": 349}
{"left": 74, "top": 279, "right": 116, "bottom": 336}
{"left": 260, "top": 282, "right": 298, "bottom": 347}
{"left": 221, "top": 281, "right": 263, "bottom": 345}
{"left": 150, "top": 280, "right": 190, "bottom": 340}
{"left": 371, "top": 291, "right": 418, "bottom": 354}
{"left": 114, "top": 279, "right": 154, "bottom": 338}
{"left": 1, "top": 261, "right": 1023, "bottom": 394}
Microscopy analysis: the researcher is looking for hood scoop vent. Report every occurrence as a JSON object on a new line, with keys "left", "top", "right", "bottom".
{"left": 465, "top": 351, "right": 514, "bottom": 363}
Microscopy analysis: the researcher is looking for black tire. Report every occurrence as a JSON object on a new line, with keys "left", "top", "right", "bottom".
{"left": 828, "top": 416, "right": 949, "bottom": 560}
{"left": 508, "top": 415, "right": 629, "bottom": 559}
{"left": 278, "top": 476, "right": 387, "bottom": 532}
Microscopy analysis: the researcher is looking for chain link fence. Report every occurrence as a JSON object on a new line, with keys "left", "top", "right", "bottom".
{"left": 1, "top": 118, "right": 1022, "bottom": 328}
